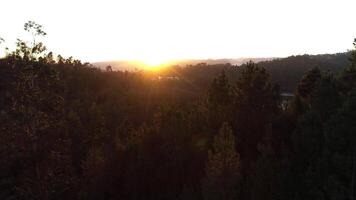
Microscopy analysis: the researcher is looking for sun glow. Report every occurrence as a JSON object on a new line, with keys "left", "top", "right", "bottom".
{"left": 137, "top": 56, "right": 173, "bottom": 71}
{"left": 143, "top": 57, "right": 166, "bottom": 67}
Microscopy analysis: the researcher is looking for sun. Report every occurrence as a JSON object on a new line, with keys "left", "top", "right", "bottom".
{"left": 139, "top": 57, "right": 170, "bottom": 71}
{"left": 143, "top": 57, "right": 164, "bottom": 67}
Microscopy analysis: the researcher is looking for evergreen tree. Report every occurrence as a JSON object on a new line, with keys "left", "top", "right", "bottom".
{"left": 340, "top": 38, "right": 356, "bottom": 94}
{"left": 350, "top": 38, "right": 356, "bottom": 68}
{"left": 311, "top": 73, "right": 341, "bottom": 121}
{"left": 208, "top": 70, "right": 233, "bottom": 108}
{"left": 234, "top": 61, "right": 279, "bottom": 165}
{"left": 247, "top": 142, "right": 279, "bottom": 200}
{"left": 325, "top": 89, "right": 356, "bottom": 200}
{"left": 207, "top": 70, "right": 234, "bottom": 131}
{"left": 296, "top": 67, "right": 322, "bottom": 106}
{"left": 203, "top": 123, "right": 241, "bottom": 200}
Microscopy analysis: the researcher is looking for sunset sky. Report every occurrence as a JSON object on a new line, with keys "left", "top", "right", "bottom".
{"left": 1, "top": 0, "right": 356, "bottom": 63}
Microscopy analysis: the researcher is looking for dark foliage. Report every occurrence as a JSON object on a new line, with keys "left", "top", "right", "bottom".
{"left": 1, "top": 22, "right": 355, "bottom": 200}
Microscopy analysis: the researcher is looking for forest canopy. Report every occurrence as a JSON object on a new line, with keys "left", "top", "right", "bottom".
{"left": 1, "top": 21, "right": 356, "bottom": 200}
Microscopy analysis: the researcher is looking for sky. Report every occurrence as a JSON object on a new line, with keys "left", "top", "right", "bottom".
{"left": 1, "top": 0, "right": 356, "bottom": 64}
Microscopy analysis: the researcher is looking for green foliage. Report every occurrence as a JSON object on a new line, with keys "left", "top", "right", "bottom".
{"left": 208, "top": 70, "right": 232, "bottom": 107}
{"left": 206, "top": 70, "right": 235, "bottom": 131}
{"left": 296, "top": 67, "right": 321, "bottom": 103}
{"left": 1, "top": 21, "right": 355, "bottom": 200}
{"left": 350, "top": 38, "right": 356, "bottom": 68}
{"left": 289, "top": 95, "right": 307, "bottom": 117}
{"left": 0, "top": 52, "right": 73, "bottom": 199}
{"left": 340, "top": 39, "right": 356, "bottom": 94}
{"left": 326, "top": 88, "right": 356, "bottom": 156}
{"left": 247, "top": 142, "right": 281, "bottom": 200}
{"left": 259, "top": 53, "right": 349, "bottom": 92}
{"left": 311, "top": 73, "right": 341, "bottom": 120}
{"left": 235, "top": 61, "right": 279, "bottom": 115}
{"left": 24, "top": 21, "right": 47, "bottom": 37}
{"left": 10, "top": 21, "right": 48, "bottom": 61}
{"left": 293, "top": 111, "right": 324, "bottom": 165}
{"left": 322, "top": 89, "right": 356, "bottom": 200}
{"left": 203, "top": 123, "right": 240, "bottom": 200}
{"left": 234, "top": 61, "right": 280, "bottom": 164}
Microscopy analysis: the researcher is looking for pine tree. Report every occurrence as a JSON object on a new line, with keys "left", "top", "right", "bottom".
{"left": 208, "top": 70, "right": 232, "bottom": 108}
{"left": 325, "top": 88, "right": 356, "bottom": 200}
{"left": 203, "top": 123, "right": 241, "bottom": 200}
{"left": 234, "top": 61, "right": 279, "bottom": 164}
{"left": 296, "top": 67, "right": 322, "bottom": 106}
{"left": 207, "top": 70, "right": 234, "bottom": 130}
{"left": 311, "top": 73, "right": 341, "bottom": 121}
{"left": 340, "top": 38, "right": 356, "bottom": 94}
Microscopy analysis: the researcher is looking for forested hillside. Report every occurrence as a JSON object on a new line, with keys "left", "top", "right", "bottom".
{"left": 134, "top": 52, "right": 349, "bottom": 93}
{"left": 259, "top": 53, "right": 350, "bottom": 91}
{"left": 1, "top": 22, "right": 356, "bottom": 200}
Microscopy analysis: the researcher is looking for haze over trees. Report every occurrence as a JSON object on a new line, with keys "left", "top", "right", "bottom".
{"left": 1, "top": 21, "right": 356, "bottom": 200}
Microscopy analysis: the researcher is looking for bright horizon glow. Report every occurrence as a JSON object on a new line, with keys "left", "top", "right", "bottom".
{"left": 133, "top": 55, "right": 174, "bottom": 68}
{"left": 128, "top": 60, "right": 170, "bottom": 71}
{"left": 1, "top": 0, "right": 356, "bottom": 63}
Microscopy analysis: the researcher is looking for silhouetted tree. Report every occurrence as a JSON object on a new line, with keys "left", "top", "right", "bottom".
{"left": 325, "top": 89, "right": 356, "bottom": 200}
{"left": 311, "top": 73, "right": 341, "bottom": 120}
{"left": 206, "top": 70, "right": 234, "bottom": 131}
{"left": 106, "top": 65, "right": 113, "bottom": 72}
{"left": 234, "top": 61, "right": 279, "bottom": 166}
{"left": 296, "top": 67, "right": 321, "bottom": 105}
{"left": 340, "top": 39, "right": 356, "bottom": 94}
{"left": 202, "top": 123, "right": 241, "bottom": 200}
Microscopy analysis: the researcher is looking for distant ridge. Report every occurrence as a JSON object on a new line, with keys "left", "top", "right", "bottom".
{"left": 93, "top": 52, "right": 350, "bottom": 92}
{"left": 92, "top": 57, "right": 276, "bottom": 71}
{"left": 258, "top": 52, "right": 350, "bottom": 91}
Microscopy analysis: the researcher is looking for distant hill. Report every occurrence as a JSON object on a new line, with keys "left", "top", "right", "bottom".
{"left": 93, "top": 57, "right": 275, "bottom": 71}
{"left": 258, "top": 52, "right": 350, "bottom": 92}
{"left": 93, "top": 52, "right": 351, "bottom": 93}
